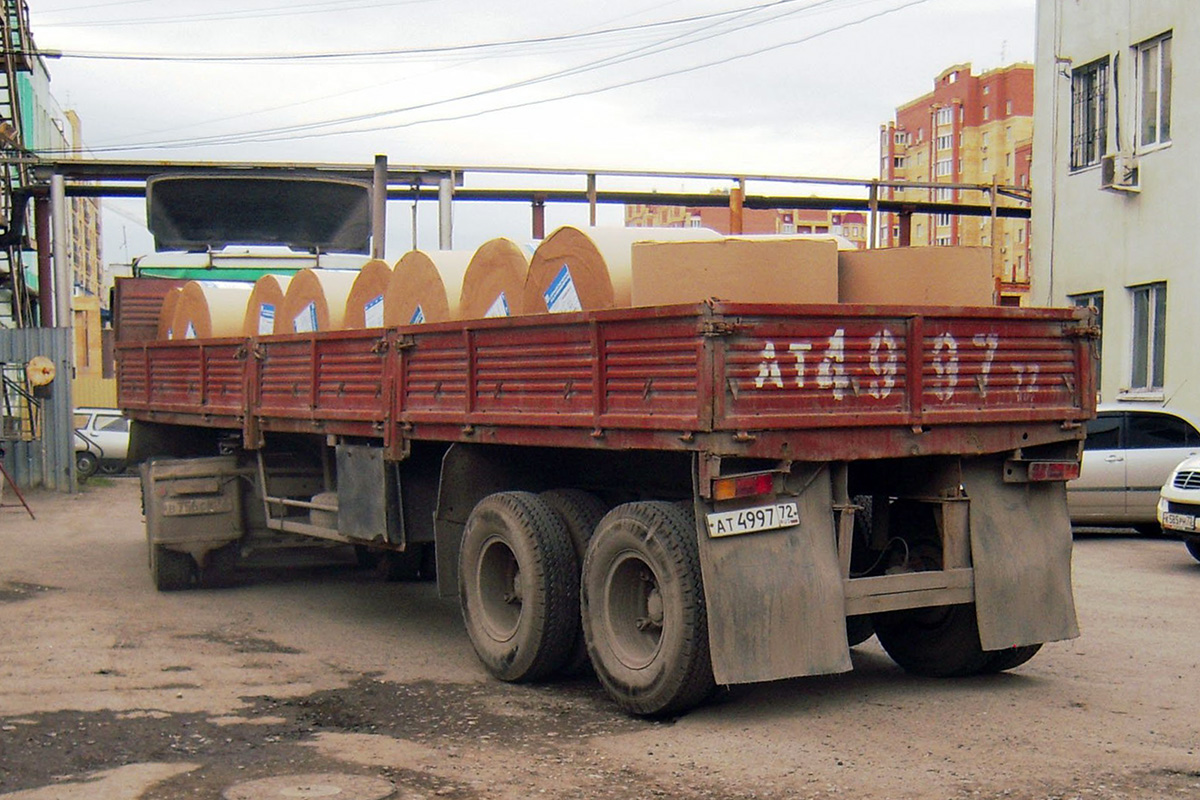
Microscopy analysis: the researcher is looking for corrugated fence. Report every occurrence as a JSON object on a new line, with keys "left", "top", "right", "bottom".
{"left": 0, "top": 328, "right": 75, "bottom": 492}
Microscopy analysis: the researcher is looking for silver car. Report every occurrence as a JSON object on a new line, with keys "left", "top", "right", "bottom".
{"left": 1067, "top": 404, "right": 1200, "bottom": 533}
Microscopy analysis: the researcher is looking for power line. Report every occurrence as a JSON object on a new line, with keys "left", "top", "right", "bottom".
{"left": 68, "top": 0, "right": 841, "bottom": 153}
{"left": 45, "top": 0, "right": 808, "bottom": 63}
{"left": 39, "top": 0, "right": 925, "bottom": 156}
{"left": 38, "top": 0, "right": 447, "bottom": 28}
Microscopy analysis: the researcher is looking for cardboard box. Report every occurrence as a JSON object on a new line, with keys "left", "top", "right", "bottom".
{"left": 838, "top": 246, "right": 995, "bottom": 306}
{"left": 630, "top": 236, "right": 839, "bottom": 307}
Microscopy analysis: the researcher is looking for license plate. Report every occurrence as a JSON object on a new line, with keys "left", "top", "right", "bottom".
{"left": 1161, "top": 512, "right": 1197, "bottom": 532}
{"left": 706, "top": 501, "right": 800, "bottom": 538}
{"left": 162, "top": 494, "right": 234, "bottom": 517}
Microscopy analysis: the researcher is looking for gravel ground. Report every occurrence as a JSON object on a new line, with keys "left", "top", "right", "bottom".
{"left": 1, "top": 478, "right": 1198, "bottom": 799}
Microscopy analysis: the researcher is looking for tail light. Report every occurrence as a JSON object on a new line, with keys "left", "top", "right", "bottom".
{"left": 711, "top": 472, "right": 776, "bottom": 501}
{"left": 1027, "top": 461, "right": 1081, "bottom": 482}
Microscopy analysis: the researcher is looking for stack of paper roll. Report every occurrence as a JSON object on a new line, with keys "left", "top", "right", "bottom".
{"left": 172, "top": 280, "right": 254, "bottom": 340}
{"left": 458, "top": 237, "right": 534, "bottom": 319}
{"left": 157, "top": 286, "right": 184, "bottom": 339}
{"left": 342, "top": 259, "right": 393, "bottom": 329}
{"left": 242, "top": 274, "right": 292, "bottom": 336}
{"left": 523, "top": 225, "right": 721, "bottom": 314}
{"left": 383, "top": 249, "right": 474, "bottom": 326}
{"left": 276, "top": 268, "right": 359, "bottom": 333}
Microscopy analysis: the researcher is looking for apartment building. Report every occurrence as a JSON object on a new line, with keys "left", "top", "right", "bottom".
{"left": 881, "top": 63, "right": 1033, "bottom": 305}
{"left": 1030, "top": 1, "right": 1191, "bottom": 413}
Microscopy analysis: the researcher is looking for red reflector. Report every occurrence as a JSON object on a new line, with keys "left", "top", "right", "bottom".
{"left": 1028, "top": 461, "right": 1081, "bottom": 481}
{"left": 713, "top": 473, "right": 776, "bottom": 501}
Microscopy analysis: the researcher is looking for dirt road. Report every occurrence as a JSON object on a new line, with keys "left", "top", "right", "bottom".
{"left": 1, "top": 479, "right": 1198, "bottom": 799}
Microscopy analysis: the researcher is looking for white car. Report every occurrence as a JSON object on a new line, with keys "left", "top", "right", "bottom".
{"left": 74, "top": 407, "right": 130, "bottom": 477}
{"left": 1158, "top": 455, "right": 1200, "bottom": 562}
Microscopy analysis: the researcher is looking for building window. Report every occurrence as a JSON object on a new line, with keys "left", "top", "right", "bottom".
{"left": 1071, "top": 57, "right": 1109, "bottom": 169}
{"left": 936, "top": 158, "right": 953, "bottom": 177}
{"left": 936, "top": 134, "right": 953, "bottom": 150}
{"left": 935, "top": 213, "right": 952, "bottom": 227}
{"left": 1129, "top": 282, "right": 1166, "bottom": 390}
{"left": 1070, "top": 291, "right": 1104, "bottom": 389}
{"left": 983, "top": 106, "right": 991, "bottom": 120}
{"left": 936, "top": 107, "right": 953, "bottom": 126}
{"left": 982, "top": 157, "right": 991, "bottom": 173}
{"left": 1136, "top": 32, "right": 1172, "bottom": 149}
{"left": 688, "top": 216, "right": 702, "bottom": 228}
{"left": 983, "top": 85, "right": 991, "bottom": 95}
{"left": 935, "top": 187, "right": 953, "bottom": 202}
{"left": 781, "top": 222, "right": 796, "bottom": 234}
{"left": 893, "top": 156, "right": 906, "bottom": 168}
{"left": 1006, "top": 100, "right": 1013, "bottom": 115}
{"left": 936, "top": 236, "right": 952, "bottom": 247}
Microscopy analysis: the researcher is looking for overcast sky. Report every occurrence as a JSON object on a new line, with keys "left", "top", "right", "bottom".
{"left": 29, "top": 0, "right": 1037, "bottom": 262}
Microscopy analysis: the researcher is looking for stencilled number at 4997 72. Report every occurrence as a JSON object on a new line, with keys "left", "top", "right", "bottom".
{"left": 752, "top": 328, "right": 1041, "bottom": 403}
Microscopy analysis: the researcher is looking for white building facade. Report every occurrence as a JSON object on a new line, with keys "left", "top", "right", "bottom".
{"left": 1031, "top": 1, "right": 1197, "bottom": 414}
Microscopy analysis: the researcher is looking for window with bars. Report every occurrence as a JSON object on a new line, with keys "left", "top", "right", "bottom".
{"left": 1070, "top": 291, "right": 1104, "bottom": 390}
{"left": 1071, "top": 57, "right": 1109, "bottom": 169}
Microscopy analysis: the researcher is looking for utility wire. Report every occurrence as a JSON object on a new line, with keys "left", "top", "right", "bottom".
{"left": 39, "top": 0, "right": 923, "bottom": 155}
{"left": 67, "top": 0, "right": 847, "bottom": 152}
{"left": 45, "top": 0, "right": 810, "bottom": 63}
{"left": 36, "top": 0, "right": 436, "bottom": 27}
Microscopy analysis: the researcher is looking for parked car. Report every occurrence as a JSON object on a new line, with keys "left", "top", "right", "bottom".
{"left": 1157, "top": 456, "right": 1200, "bottom": 562}
{"left": 73, "top": 407, "right": 130, "bottom": 478}
{"left": 1067, "top": 404, "right": 1200, "bottom": 532}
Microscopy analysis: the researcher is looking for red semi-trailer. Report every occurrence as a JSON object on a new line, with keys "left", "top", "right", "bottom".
{"left": 118, "top": 290, "right": 1096, "bottom": 716}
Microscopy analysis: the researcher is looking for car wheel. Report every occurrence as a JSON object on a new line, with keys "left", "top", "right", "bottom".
{"left": 76, "top": 451, "right": 99, "bottom": 479}
{"left": 1186, "top": 538, "right": 1200, "bottom": 563}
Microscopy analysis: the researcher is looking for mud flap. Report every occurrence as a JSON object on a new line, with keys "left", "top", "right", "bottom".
{"left": 961, "top": 457, "right": 1080, "bottom": 650}
{"left": 694, "top": 461, "right": 851, "bottom": 685}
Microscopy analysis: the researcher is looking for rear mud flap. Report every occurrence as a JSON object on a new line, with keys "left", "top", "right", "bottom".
{"left": 961, "top": 458, "right": 1080, "bottom": 650}
{"left": 694, "top": 461, "right": 851, "bottom": 685}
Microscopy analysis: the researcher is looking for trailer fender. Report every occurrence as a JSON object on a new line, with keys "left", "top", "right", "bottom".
{"left": 692, "top": 459, "right": 852, "bottom": 685}
{"left": 961, "top": 456, "right": 1080, "bottom": 650}
{"left": 433, "top": 444, "right": 545, "bottom": 598}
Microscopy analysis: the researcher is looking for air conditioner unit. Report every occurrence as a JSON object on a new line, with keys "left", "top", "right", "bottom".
{"left": 1101, "top": 153, "right": 1140, "bottom": 192}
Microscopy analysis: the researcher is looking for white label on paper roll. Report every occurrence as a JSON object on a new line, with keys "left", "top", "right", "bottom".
{"left": 410, "top": 304, "right": 426, "bottom": 325}
{"left": 184, "top": 322, "right": 197, "bottom": 340}
{"left": 293, "top": 301, "right": 318, "bottom": 333}
{"left": 364, "top": 294, "right": 384, "bottom": 328}
{"left": 257, "top": 303, "right": 275, "bottom": 335}
{"left": 484, "top": 292, "right": 510, "bottom": 318}
{"left": 545, "top": 264, "right": 582, "bottom": 314}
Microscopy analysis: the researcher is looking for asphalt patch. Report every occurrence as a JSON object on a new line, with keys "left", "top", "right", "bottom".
{"left": 0, "top": 581, "right": 58, "bottom": 604}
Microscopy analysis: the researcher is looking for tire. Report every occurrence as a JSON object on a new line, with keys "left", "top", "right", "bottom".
{"left": 458, "top": 492, "right": 579, "bottom": 683}
{"left": 99, "top": 461, "right": 126, "bottom": 475}
{"left": 582, "top": 501, "right": 715, "bottom": 717}
{"left": 983, "top": 643, "right": 1042, "bottom": 673}
{"left": 1185, "top": 538, "right": 1200, "bottom": 563}
{"left": 540, "top": 489, "right": 609, "bottom": 676}
{"left": 76, "top": 451, "right": 99, "bottom": 480}
{"left": 150, "top": 544, "right": 196, "bottom": 591}
{"left": 846, "top": 614, "right": 875, "bottom": 647}
{"left": 873, "top": 603, "right": 993, "bottom": 677}
{"left": 200, "top": 542, "right": 239, "bottom": 588}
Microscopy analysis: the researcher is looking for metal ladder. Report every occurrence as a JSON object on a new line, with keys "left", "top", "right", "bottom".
{"left": 0, "top": 1, "right": 34, "bottom": 327}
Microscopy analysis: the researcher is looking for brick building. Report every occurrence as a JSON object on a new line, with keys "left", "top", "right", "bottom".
{"left": 625, "top": 200, "right": 868, "bottom": 249}
{"left": 880, "top": 63, "right": 1033, "bottom": 304}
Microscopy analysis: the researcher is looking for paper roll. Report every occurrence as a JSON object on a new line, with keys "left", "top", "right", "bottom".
{"left": 276, "top": 268, "right": 360, "bottom": 333}
{"left": 342, "top": 259, "right": 394, "bottom": 329}
{"left": 458, "top": 238, "right": 534, "bottom": 320}
{"left": 157, "top": 286, "right": 183, "bottom": 339}
{"left": 242, "top": 274, "right": 292, "bottom": 337}
{"left": 383, "top": 250, "right": 474, "bottom": 326}
{"left": 172, "top": 280, "right": 254, "bottom": 340}
{"left": 523, "top": 226, "right": 720, "bottom": 314}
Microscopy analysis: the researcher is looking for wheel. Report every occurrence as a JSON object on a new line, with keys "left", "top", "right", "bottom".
{"left": 99, "top": 461, "right": 126, "bottom": 475}
{"left": 846, "top": 614, "right": 874, "bottom": 647}
{"left": 540, "top": 489, "right": 609, "bottom": 676}
{"left": 458, "top": 492, "right": 578, "bottom": 683}
{"left": 582, "top": 501, "right": 715, "bottom": 717}
{"left": 1185, "top": 538, "right": 1200, "bottom": 563}
{"left": 983, "top": 643, "right": 1042, "bottom": 673}
{"left": 873, "top": 603, "right": 993, "bottom": 677}
{"left": 150, "top": 544, "right": 196, "bottom": 591}
{"left": 76, "top": 451, "right": 99, "bottom": 480}
{"left": 200, "top": 542, "right": 239, "bottom": 588}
